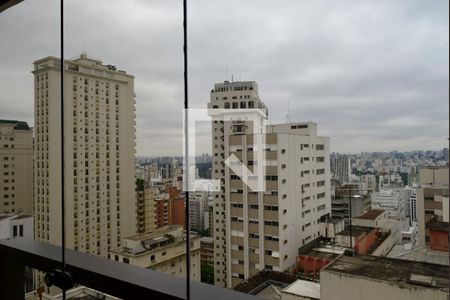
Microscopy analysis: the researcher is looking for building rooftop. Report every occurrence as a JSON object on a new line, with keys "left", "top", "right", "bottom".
{"left": 387, "top": 244, "right": 449, "bottom": 265}
{"left": 337, "top": 225, "right": 375, "bottom": 237}
{"left": 323, "top": 255, "right": 449, "bottom": 290}
{"left": 0, "top": 213, "right": 33, "bottom": 222}
{"left": 426, "top": 220, "right": 449, "bottom": 232}
{"left": 0, "top": 119, "right": 30, "bottom": 130}
{"left": 282, "top": 280, "right": 320, "bottom": 300}
{"left": 125, "top": 225, "right": 181, "bottom": 241}
{"left": 233, "top": 270, "right": 297, "bottom": 295}
{"left": 112, "top": 225, "right": 199, "bottom": 258}
{"left": 200, "top": 237, "right": 214, "bottom": 243}
{"left": 354, "top": 209, "right": 385, "bottom": 220}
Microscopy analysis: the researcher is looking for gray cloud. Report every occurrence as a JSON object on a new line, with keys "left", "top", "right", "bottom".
{"left": 0, "top": 0, "right": 448, "bottom": 155}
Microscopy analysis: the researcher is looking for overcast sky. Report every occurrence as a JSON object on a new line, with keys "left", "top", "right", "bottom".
{"left": 0, "top": 0, "right": 448, "bottom": 156}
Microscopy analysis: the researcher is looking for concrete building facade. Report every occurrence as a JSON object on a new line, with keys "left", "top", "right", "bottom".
{"left": 208, "top": 81, "right": 331, "bottom": 287}
{"left": 110, "top": 225, "right": 201, "bottom": 281}
{"left": 320, "top": 255, "right": 449, "bottom": 300}
{"left": 332, "top": 154, "right": 351, "bottom": 184}
{"left": 416, "top": 166, "right": 449, "bottom": 250}
{"left": 189, "top": 191, "right": 208, "bottom": 231}
{"left": 33, "top": 54, "right": 136, "bottom": 259}
{"left": 0, "top": 120, "right": 33, "bottom": 214}
{"left": 0, "top": 213, "right": 33, "bottom": 240}
{"left": 208, "top": 80, "right": 268, "bottom": 287}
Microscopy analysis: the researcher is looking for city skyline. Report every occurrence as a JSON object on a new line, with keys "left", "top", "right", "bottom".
{"left": 0, "top": 0, "right": 448, "bottom": 155}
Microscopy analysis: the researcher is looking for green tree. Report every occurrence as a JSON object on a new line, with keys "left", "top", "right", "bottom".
{"left": 201, "top": 263, "right": 214, "bottom": 284}
{"left": 136, "top": 178, "right": 144, "bottom": 191}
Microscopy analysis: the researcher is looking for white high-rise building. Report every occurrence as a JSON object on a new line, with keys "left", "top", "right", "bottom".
{"left": 208, "top": 80, "right": 267, "bottom": 287}
{"left": 0, "top": 120, "right": 33, "bottom": 214}
{"left": 33, "top": 54, "right": 136, "bottom": 258}
{"left": 208, "top": 81, "right": 331, "bottom": 288}
{"left": 408, "top": 190, "right": 417, "bottom": 223}
{"left": 189, "top": 191, "right": 208, "bottom": 231}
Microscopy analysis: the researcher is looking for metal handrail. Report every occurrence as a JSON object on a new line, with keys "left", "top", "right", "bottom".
{"left": 0, "top": 238, "right": 257, "bottom": 300}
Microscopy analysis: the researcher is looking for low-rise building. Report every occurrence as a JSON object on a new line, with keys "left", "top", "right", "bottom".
{"left": 110, "top": 225, "right": 201, "bottom": 281}
{"left": 335, "top": 226, "right": 379, "bottom": 255}
{"left": 351, "top": 209, "right": 387, "bottom": 228}
{"left": 320, "top": 255, "right": 449, "bottom": 300}
{"left": 281, "top": 280, "right": 320, "bottom": 300}
{"left": 0, "top": 119, "right": 33, "bottom": 215}
{"left": 294, "top": 239, "right": 345, "bottom": 280}
{"left": 200, "top": 236, "right": 214, "bottom": 266}
{"left": 0, "top": 213, "right": 33, "bottom": 240}
{"left": 319, "top": 217, "right": 345, "bottom": 241}
{"left": 417, "top": 185, "right": 449, "bottom": 250}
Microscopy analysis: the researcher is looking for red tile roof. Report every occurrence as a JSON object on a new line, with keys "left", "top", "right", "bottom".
{"left": 355, "top": 209, "right": 385, "bottom": 220}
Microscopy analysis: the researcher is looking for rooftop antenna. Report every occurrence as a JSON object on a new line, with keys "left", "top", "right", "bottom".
{"left": 286, "top": 100, "right": 291, "bottom": 123}
{"left": 231, "top": 74, "right": 234, "bottom": 83}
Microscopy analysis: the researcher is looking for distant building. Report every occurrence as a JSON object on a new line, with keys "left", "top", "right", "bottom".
{"left": 200, "top": 236, "right": 214, "bottom": 266}
{"left": 416, "top": 166, "right": 449, "bottom": 251}
{"left": 360, "top": 174, "right": 376, "bottom": 192}
{"left": 378, "top": 174, "right": 404, "bottom": 189}
{"left": 110, "top": 225, "right": 201, "bottom": 281}
{"left": 442, "top": 148, "right": 448, "bottom": 162}
{"left": 371, "top": 189, "right": 404, "bottom": 217}
{"left": 154, "top": 191, "right": 170, "bottom": 228}
{"left": 0, "top": 120, "right": 33, "bottom": 214}
{"left": 332, "top": 184, "right": 370, "bottom": 219}
{"left": 352, "top": 209, "right": 387, "bottom": 228}
{"left": 136, "top": 187, "right": 156, "bottom": 234}
{"left": 152, "top": 187, "right": 185, "bottom": 229}
{"left": 406, "top": 188, "right": 417, "bottom": 224}
{"left": 418, "top": 166, "right": 448, "bottom": 185}
{"left": 168, "top": 188, "right": 185, "bottom": 228}
{"left": 0, "top": 213, "right": 33, "bottom": 240}
{"left": 189, "top": 191, "right": 208, "bottom": 231}
{"left": 332, "top": 154, "right": 351, "bottom": 183}
{"left": 320, "top": 255, "right": 449, "bottom": 300}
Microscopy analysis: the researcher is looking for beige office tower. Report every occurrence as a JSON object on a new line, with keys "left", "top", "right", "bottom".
{"left": 208, "top": 81, "right": 331, "bottom": 288}
{"left": 0, "top": 120, "right": 33, "bottom": 214}
{"left": 32, "top": 53, "right": 136, "bottom": 258}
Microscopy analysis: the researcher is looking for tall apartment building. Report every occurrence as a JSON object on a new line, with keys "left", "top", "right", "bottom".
{"left": 33, "top": 54, "right": 136, "bottom": 258}
{"left": 208, "top": 80, "right": 268, "bottom": 287}
{"left": 332, "top": 154, "right": 351, "bottom": 183}
{"left": 0, "top": 120, "right": 33, "bottom": 214}
{"left": 136, "top": 187, "right": 156, "bottom": 234}
{"left": 208, "top": 81, "right": 331, "bottom": 287}
{"left": 189, "top": 191, "right": 208, "bottom": 231}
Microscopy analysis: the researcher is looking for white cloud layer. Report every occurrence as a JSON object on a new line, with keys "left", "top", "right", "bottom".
{"left": 0, "top": 0, "right": 448, "bottom": 155}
